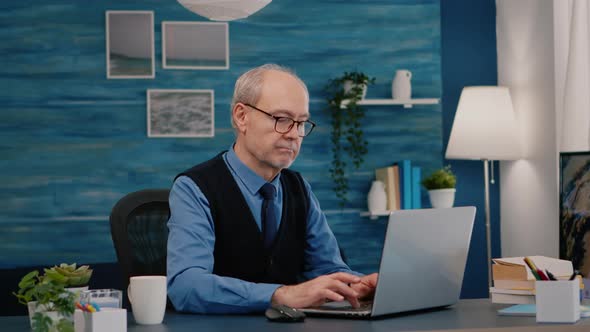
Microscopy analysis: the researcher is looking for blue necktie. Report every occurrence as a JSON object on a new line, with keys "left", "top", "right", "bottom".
{"left": 260, "top": 183, "right": 278, "bottom": 249}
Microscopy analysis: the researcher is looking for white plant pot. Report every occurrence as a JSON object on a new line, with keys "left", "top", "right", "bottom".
{"left": 66, "top": 285, "right": 89, "bottom": 302}
{"left": 39, "top": 311, "right": 71, "bottom": 332}
{"left": 428, "top": 188, "right": 456, "bottom": 208}
{"left": 27, "top": 301, "right": 37, "bottom": 328}
{"left": 343, "top": 80, "right": 368, "bottom": 99}
{"left": 29, "top": 303, "right": 71, "bottom": 331}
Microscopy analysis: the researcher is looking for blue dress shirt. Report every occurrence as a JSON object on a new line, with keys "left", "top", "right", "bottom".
{"left": 167, "top": 147, "right": 356, "bottom": 314}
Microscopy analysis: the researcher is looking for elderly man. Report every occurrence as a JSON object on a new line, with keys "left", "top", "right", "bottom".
{"left": 167, "top": 64, "right": 378, "bottom": 314}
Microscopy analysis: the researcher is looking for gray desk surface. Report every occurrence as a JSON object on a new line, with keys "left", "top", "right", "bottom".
{"left": 4, "top": 299, "right": 590, "bottom": 332}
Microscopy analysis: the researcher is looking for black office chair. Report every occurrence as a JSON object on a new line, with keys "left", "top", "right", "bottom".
{"left": 109, "top": 189, "right": 170, "bottom": 308}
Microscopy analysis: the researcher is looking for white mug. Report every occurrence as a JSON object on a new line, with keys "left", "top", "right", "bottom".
{"left": 128, "top": 276, "right": 167, "bottom": 325}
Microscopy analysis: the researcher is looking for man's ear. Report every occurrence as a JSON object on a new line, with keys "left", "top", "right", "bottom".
{"left": 233, "top": 103, "right": 248, "bottom": 134}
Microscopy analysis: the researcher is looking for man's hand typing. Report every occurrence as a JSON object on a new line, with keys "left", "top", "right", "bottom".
{"left": 271, "top": 272, "right": 362, "bottom": 309}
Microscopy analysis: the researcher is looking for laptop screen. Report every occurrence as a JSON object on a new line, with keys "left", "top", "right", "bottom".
{"left": 370, "top": 207, "right": 475, "bottom": 317}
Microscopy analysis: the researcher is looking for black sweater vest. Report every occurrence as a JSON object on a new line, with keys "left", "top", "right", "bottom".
{"left": 177, "top": 153, "right": 309, "bottom": 285}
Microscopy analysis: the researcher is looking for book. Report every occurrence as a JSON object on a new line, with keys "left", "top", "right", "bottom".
{"left": 490, "top": 292, "right": 535, "bottom": 305}
{"left": 498, "top": 304, "right": 590, "bottom": 317}
{"left": 400, "top": 160, "right": 412, "bottom": 209}
{"left": 489, "top": 287, "right": 534, "bottom": 296}
{"left": 411, "top": 166, "right": 421, "bottom": 209}
{"left": 375, "top": 166, "right": 399, "bottom": 211}
{"left": 391, "top": 165, "right": 401, "bottom": 210}
{"left": 493, "top": 279, "right": 535, "bottom": 290}
{"left": 492, "top": 256, "right": 573, "bottom": 280}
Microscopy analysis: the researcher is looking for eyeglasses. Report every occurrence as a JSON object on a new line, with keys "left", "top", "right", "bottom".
{"left": 244, "top": 103, "right": 316, "bottom": 137}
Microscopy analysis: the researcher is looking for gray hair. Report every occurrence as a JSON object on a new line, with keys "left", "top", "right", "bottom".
{"left": 230, "top": 64, "right": 309, "bottom": 128}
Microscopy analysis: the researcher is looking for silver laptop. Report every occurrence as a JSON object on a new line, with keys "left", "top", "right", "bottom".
{"left": 301, "top": 206, "right": 476, "bottom": 318}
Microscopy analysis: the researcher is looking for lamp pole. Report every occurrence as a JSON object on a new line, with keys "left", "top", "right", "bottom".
{"left": 483, "top": 159, "right": 492, "bottom": 288}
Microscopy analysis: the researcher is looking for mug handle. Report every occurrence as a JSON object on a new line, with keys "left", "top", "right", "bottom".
{"left": 127, "top": 285, "right": 133, "bottom": 304}
{"left": 407, "top": 71, "right": 412, "bottom": 79}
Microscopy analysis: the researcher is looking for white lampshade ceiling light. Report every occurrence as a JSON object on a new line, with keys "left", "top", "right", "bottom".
{"left": 177, "top": 0, "right": 272, "bottom": 21}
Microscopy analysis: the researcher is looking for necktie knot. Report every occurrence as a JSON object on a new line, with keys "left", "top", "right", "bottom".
{"left": 260, "top": 183, "right": 276, "bottom": 200}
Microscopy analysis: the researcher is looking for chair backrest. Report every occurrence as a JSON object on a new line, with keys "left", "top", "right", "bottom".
{"left": 109, "top": 189, "right": 170, "bottom": 299}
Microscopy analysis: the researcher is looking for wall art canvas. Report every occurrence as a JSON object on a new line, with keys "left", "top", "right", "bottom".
{"left": 560, "top": 151, "right": 590, "bottom": 277}
{"left": 106, "top": 11, "right": 155, "bottom": 78}
{"left": 147, "top": 89, "right": 214, "bottom": 137}
{"left": 162, "top": 21, "right": 229, "bottom": 69}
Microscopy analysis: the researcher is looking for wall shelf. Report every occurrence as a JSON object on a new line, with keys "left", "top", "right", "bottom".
{"left": 340, "top": 98, "right": 439, "bottom": 109}
{"left": 360, "top": 210, "right": 392, "bottom": 220}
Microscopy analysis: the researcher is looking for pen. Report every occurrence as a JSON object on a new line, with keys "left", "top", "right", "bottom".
{"left": 545, "top": 269, "right": 557, "bottom": 281}
{"left": 523, "top": 257, "right": 541, "bottom": 280}
{"left": 536, "top": 269, "right": 549, "bottom": 281}
{"left": 90, "top": 301, "right": 101, "bottom": 312}
{"left": 85, "top": 303, "right": 96, "bottom": 313}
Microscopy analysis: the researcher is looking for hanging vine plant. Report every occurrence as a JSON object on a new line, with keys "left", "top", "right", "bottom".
{"left": 324, "top": 71, "right": 375, "bottom": 205}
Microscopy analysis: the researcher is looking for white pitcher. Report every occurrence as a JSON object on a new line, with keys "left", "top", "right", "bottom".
{"left": 367, "top": 180, "right": 387, "bottom": 213}
{"left": 392, "top": 69, "right": 412, "bottom": 100}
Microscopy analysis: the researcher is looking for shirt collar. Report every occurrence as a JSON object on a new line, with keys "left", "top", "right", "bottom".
{"left": 225, "top": 145, "right": 281, "bottom": 196}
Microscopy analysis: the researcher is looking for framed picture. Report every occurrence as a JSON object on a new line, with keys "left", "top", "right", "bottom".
{"left": 147, "top": 89, "right": 214, "bottom": 138}
{"left": 106, "top": 11, "right": 155, "bottom": 79}
{"left": 560, "top": 151, "right": 590, "bottom": 277}
{"left": 162, "top": 22, "right": 229, "bottom": 70}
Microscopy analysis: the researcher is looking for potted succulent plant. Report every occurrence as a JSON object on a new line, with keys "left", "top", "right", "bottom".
{"left": 324, "top": 71, "right": 376, "bottom": 205}
{"left": 422, "top": 165, "right": 457, "bottom": 208}
{"left": 14, "top": 269, "right": 76, "bottom": 332}
{"left": 44, "top": 263, "right": 93, "bottom": 290}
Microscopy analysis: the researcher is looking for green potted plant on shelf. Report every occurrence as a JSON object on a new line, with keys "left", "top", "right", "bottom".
{"left": 14, "top": 269, "right": 76, "bottom": 332}
{"left": 324, "top": 71, "right": 376, "bottom": 205}
{"left": 421, "top": 165, "right": 457, "bottom": 208}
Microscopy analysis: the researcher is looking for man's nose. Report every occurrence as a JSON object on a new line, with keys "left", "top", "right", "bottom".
{"left": 283, "top": 123, "right": 300, "bottom": 139}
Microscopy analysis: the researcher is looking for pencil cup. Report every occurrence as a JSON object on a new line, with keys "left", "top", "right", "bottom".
{"left": 535, "top": 280, "right": 580, "bottom": 323}
{"left": 74, "top": 308, "right": 127, "bottom": 332}
{"left": 128, "top": 276, "right": 167, "bottom": 325}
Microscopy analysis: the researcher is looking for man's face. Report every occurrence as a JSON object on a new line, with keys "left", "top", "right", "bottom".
{"left": 241, "top": 70, "right": 309, "bottom": 173}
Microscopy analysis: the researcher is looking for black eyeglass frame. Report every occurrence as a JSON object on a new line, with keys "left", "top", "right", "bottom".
{"left": 243, "top": 103, "right": 316, "bottom": 137}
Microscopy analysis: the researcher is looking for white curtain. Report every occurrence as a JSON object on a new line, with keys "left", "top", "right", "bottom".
{"left": 559, "top": 0, "right": 590, "bottom": 152}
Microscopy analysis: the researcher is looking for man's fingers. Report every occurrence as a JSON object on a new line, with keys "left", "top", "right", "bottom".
{"left": 345, "top": 294, "right": 361, "bottom": 308}
{"left": 321, "top": 289, "right": 345, "bottom": 302}
{"left": 328, "top": 272, "right": 361, "bottom": 284}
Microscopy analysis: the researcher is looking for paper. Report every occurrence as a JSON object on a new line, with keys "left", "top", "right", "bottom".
{"left": 498, "top": 304, "right": 590, "bottom": 317}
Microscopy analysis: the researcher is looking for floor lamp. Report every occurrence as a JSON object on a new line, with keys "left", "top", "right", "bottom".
{"left": 445, "top": 86, "right": 521, "bottom": 288}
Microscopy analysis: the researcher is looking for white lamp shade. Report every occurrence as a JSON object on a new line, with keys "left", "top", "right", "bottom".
{"left": 446, "top": 86, "right": 521, "bottom": 160}
{"left": 177, "top": 0, "right": 272, "bottom": 21}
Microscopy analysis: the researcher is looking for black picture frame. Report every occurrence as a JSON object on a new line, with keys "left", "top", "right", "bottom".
{"left": 560, "top": 151, "right": 590, "bottom": 277}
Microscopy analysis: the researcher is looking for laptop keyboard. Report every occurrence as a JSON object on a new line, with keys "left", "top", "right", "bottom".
{"left": 333, "top": 301, "right": 372, "bottom": 311}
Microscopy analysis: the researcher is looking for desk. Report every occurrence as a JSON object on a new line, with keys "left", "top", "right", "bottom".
{"left": 3, "top": 299, "right": 590, "bottom": 332}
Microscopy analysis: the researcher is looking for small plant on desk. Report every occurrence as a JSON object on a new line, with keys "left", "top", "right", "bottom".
{"left": 14, "top": 267, "right": 79, "bottom": 332}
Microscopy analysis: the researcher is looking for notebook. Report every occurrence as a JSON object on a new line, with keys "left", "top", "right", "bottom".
{"left": 301, "top": 206, "right": 476, "bottom": 318}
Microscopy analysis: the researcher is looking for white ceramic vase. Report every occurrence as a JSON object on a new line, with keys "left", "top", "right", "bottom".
{"left": 392, "top": 69, "right": 412, "bottom": 100}
{"left": 343, "top": 80, "right": 368, "bottom": 99}
{"left": 428, "top": 188, "right": 456, "bottom": 208}
{"left": 368, "top": 180, "right": 387, "bottom": 213}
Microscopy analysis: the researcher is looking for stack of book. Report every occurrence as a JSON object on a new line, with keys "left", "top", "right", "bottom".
{"left": 490, "top": 256, "right": 574, "bottom": 304}
{"left": 374, "top": 160, "right": 421, "bottom": 211}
